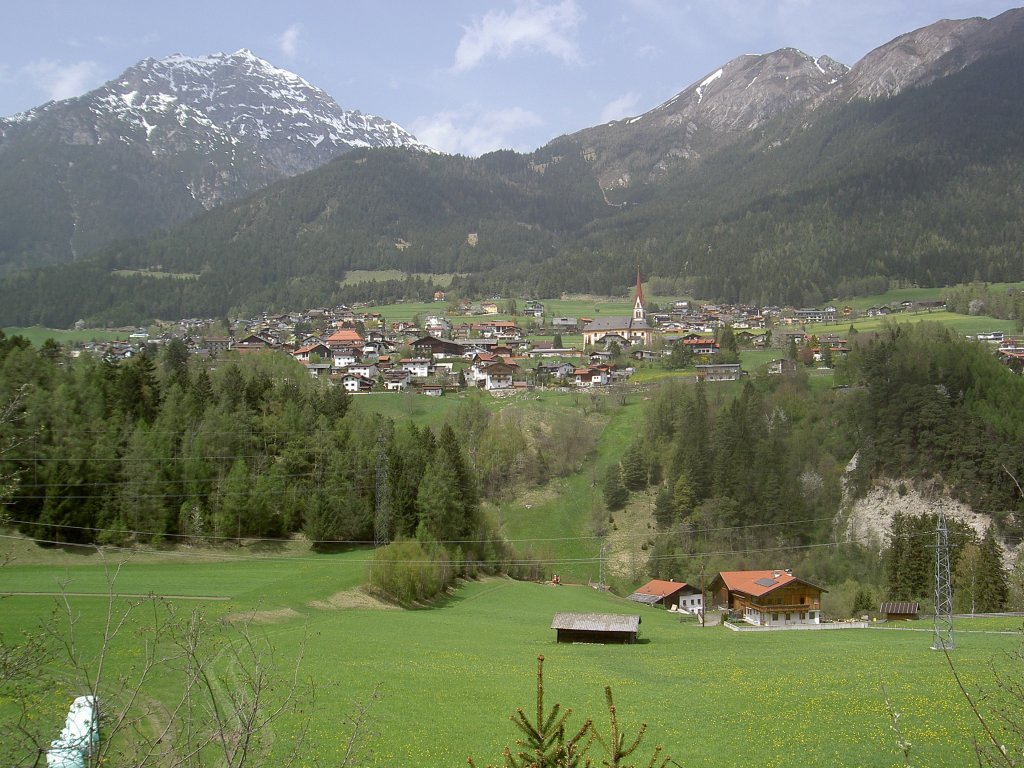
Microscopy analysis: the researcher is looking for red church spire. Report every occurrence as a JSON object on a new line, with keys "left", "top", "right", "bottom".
{"left": 633, "top": 267, "right": 645, "bottom": 322}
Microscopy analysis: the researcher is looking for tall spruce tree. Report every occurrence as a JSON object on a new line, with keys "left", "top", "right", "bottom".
{"left": 620, "top": 440, "right": 647, "bottom": 492}
{"left": 603, "top": 464, "right": 628, "bottom": 512}
{"left": 977, "top": 528, "right": 1009, "bottom": 612}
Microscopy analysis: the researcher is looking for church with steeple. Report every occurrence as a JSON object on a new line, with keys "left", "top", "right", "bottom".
{"left": 581, "top": 270, "right": 653, "bottom": 348}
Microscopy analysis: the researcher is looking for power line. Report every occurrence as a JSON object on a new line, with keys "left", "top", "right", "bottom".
{"left": 8, "top": 513, "right": 863, "bottom": 547}
{"left": 0, "top": 531, "right": 891, "bottom": 567}
{"left": 12, "top": 470, "right": 319, "bottom": 490}
{"left": 4, "top": 517, "right": 936, "bottom": 558}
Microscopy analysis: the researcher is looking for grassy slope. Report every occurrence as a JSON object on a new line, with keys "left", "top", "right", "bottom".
{"left": 1, "top": 546, "right": 1019, "bottom": 768}
{"left": 493, "top": 395, "right": 640, "bottom": 587}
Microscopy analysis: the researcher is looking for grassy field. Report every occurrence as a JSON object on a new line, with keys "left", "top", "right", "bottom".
{"left": 835, "top": 283, "right": 1024, "bottom": 312}
{"left": 1, "top": 542, "right": 1020, "bottom": 768}
{"left": 341, "top": 270, "right": 460, "bottom": 287}
{"left": 2, "top": 326, "right": 128, "bottom": 345}
{"left": 806, "top": 310, "right": 1015, "bottom": 338}
{"left": 364, "top": 301, "right": 442, "bottom": 324}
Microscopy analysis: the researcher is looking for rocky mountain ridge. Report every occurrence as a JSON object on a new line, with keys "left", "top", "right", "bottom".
{"left": 560, "top": 7, "right": 1024, "bottom": 192}
{"left": 0, "top": 49, "right": 430, "bottom": 273}
{"left": 1, "top": 49, "right": 431, "bottom": 209}
{"left": 1, "top": 9, "right": 1022, "bottom": 305}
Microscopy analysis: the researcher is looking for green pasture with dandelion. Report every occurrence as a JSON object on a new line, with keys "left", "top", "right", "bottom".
{"left": 1, "top": 541, "right": 1019, "bottom": 767}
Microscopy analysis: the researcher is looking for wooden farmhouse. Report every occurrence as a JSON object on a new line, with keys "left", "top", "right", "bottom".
{"left": 627, "top": 579, "right": 703, "bottom": 613}
{"left": 879, "top": 601, "right": 920, "bottom": 621}
{"left": 551, "top": 613, "right": 641, "bottom": 644}
{"left": 709, "top": 569, "right": 825, "bottom": 627}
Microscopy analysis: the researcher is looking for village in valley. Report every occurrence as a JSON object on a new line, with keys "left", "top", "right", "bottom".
{"left": 62, "top": 272, "right": 1020, "bottom": 395}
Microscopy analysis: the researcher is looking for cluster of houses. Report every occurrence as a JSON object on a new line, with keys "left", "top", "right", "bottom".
{"left": 553, "top": 568, "right": 828, "bottom": 644}
{"left": 281, "top": 325, "right": 632, "bottom": 393}
{"left": 626, "top": 569, "right": 825, "bottom": 627}
{"left": 555, "top": 569, "right": 930, "bottom": 643}
{"left": 77, "top": 274, "right": 1024, "bottom": 387}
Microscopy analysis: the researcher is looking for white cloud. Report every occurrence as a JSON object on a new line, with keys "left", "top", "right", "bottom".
{"left": 411, "top": 106, "right": 544, "bottom": 156}
{"left": 278, "top": 23, "right": 302, "bottom": 58}
{"left": 599, "top": 93, "right": 642, "bottom": 123}
{"left": 23, "top": 59, "right": 102, "bottom": 102}
{"left": 635, "top": 44, "right": 661, "bottom": 60}
{"left": 453, "top": 0, "right": 585, "bottom": 72}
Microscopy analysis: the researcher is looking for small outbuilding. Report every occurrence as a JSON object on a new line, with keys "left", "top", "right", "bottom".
{"left": 628, "top": 579, "right": 703, "bottom": 613}
{"left": 551, "top": 612, "right": 641, "bottom": 644}
{"left": 880, "top": 601, "right": 920, "bottom": 621}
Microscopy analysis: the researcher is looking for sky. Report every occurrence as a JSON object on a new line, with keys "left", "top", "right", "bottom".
{"left": 2, "top": 0, "right": 1020, "bottom": 156}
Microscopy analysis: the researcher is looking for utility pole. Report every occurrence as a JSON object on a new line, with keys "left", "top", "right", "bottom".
{"left": 598, "top": 542, "right": 606, "bottom": 590}
{"left": 700, "top": 563, "right": 706, "bottom": 628}
{"left": 931, "top": 503, "right": 955, "bottom": 651}
{"left": 373, "top": 431, "right": 390, "bottom": 548}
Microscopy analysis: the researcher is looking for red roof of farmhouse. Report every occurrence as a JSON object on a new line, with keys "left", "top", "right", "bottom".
{"left": 714, "top": 570, "right": 827, "bottom": 597}
{"left": 632, "top": 579, "right": 693, "bottom": 598}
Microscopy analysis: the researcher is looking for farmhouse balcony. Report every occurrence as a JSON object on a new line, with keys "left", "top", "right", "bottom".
{"left": 753, "top": 601, "right": 821, "bottom": 612}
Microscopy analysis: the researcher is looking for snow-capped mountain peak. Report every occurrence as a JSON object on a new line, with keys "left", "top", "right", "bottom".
{"left": 97, "top": 50, "right": 434, "bottom": 173}
{"left": 1, "top": 49, "right": 434, "bottom": 208}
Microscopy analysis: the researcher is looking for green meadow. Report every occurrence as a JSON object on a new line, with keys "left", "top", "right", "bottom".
{"left": 341, "top": 270, "right": 460, "bottom": 287}
{"left": 1, "top": 542, "right": 1020, "bottom": 768}
{"left": 1, "top": 326, "right": 127, "bottom": 346}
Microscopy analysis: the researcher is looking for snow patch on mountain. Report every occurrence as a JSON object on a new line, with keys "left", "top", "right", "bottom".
{"left": 695, "top": 68, "right": 724, "bottom": 103}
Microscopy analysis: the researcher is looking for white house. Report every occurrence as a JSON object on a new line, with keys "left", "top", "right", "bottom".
{"left": 400, "top": 358, "right": 433, "bottom": 378}
{"left": 481, "top": 362, "right": 516, "bottom": 390}
{"left": 384, "top": 370, "right": 412, "bottom": 391}
{"left": 347, "top": 363, "right": 379, "bottom": 380}
{"left": 333, "top": 349, "right": 359, "bottom": 367}
{"left": 340, "top": 373, "right": 373, "bottom": 393}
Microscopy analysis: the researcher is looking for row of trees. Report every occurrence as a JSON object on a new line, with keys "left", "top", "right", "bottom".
{"left": 885, "top": 512, "right": 1013, "bottom": 613}
{"left": 0, "top": 333, "right": 495, "bottom": 556}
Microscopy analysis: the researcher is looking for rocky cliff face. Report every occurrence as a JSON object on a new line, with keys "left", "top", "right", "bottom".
{"left": 841, "top": 478, "right": 1018, "bottom": 568}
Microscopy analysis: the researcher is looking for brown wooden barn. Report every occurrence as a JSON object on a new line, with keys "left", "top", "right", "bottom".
{"left": 550, "top": 613, "right": 640, "bottom": 644}
{"left": 880, "top": 601, "right": 920, "bottom": 621}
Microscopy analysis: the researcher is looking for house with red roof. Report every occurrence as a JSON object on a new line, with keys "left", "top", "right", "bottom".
{"left": 628, "top": 579, "right": 703, "bottom": 613}
{"left": 709, "top": 569, "right": 826, "bottom": 627}
{"left": 326, "top": 328, "right": 364, "bottom": 352}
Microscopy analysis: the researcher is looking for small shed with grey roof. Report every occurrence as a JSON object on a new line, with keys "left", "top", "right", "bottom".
{"left": 550, "top": 612, "right": 641, "bottom": 644}
{"left": 880, "top": 601, "right": 920, "bottom": 621}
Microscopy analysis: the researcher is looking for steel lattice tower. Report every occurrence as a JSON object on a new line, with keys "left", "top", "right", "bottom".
{"left": 373, "top": 431, "right": 391, "bottom": 548}
{"left": 931, "top": 504, "right": 955, "bottom": 651}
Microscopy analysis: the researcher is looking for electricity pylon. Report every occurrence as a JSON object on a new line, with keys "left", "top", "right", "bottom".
{"left": 931, "top": 504, "right": 955, "bottom": 651}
